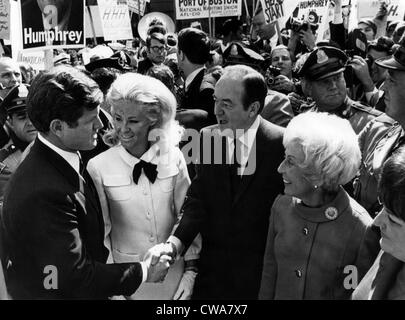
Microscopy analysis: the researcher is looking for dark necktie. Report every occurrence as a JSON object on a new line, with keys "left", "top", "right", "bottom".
{"left": 230, "top": 139, "right": 242, "bottom": 197}
{"left": 132, "top": 160, "right": 158, "bottom": 184}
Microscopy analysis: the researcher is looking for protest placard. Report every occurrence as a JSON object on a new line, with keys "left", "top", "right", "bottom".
{"left": 259, "top": 0, "right": 301, "bottom": 29}
{"left": 17, "top": 50, "right": 45, "bottom": 71}
{"left": 357, "top": 0, "right": 405, "bottom": 21}
{"left": 175, "top": 0, "right": 242, "bottom": 20}
{"left": 294, "top": 0, "right": 331, "bottom": 42}
{"left": 128, "top": 0, "right": 148, "bottom": 16}
{"left": 0, "top": 0, "right": 11, "bottom": 40}
{"left": 20, "top": 0, "right": 85, "bottom": 50}
{"left": 97, "top": 0, "right": 133, "bottom": 41}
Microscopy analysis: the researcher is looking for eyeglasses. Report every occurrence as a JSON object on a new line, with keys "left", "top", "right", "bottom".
{"left": 150, "top": 46, "right": 167, "bottom": 53}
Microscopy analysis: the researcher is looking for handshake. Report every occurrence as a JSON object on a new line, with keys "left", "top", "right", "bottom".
{"left": 144, "top": 242, "right": 177, "bottom": 283}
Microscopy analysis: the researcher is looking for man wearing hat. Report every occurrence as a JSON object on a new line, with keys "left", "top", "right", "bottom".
{"left": 0, "top": 84, "right": 37, "bottom": 201}
{"left": 354, "top": 38, "right": 405, "bottom": 217}
{"left": 297, "top": 46, "right": 381, "bottom": 134}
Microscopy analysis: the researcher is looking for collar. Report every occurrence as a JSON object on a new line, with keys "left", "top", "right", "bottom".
{"left": 38, "top": 133, "right": 80, "bottom": 174}
{"left": 292, "top": 186, "right": 350, "bottom": 223}
{"left": 221, "top": 43, "right": 229, "bottom": 53}
{"left": 225, "top": 115, "right": 261, "bottom": 148}
{"left": 185, "top": 67, "right": 205, "bottom": 92}
{"left": 118, "top": 143, "right": 179, "bottom": 179}
{"left": 335, "top": 97, "right": 353, "bottom": 119}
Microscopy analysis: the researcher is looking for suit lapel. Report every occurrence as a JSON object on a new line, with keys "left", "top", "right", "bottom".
{"left": 34, "top": 139, "right": 101, "bottom": 214}
{"left": 232, "top": 119, "right": 266, "bottom": 208}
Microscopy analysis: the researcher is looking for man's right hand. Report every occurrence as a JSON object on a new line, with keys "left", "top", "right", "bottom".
{"left": 144, "top": 254, "right": 172, "bottom": 283}
{"left": 143, "top": 243, "right": 177, "bottom": 282}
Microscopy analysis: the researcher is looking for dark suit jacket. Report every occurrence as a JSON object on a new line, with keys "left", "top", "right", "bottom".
{"left": 137, "top": 58, "right": 154, "bottom": 75}
{"left": 180, "top": 69, "right": 216, "bottom": 129}
{"left": 175, "top": 117, "right": 285, "bottom": 299}
{"left": 1, "top": 139, "right": 143, "bottom": 299}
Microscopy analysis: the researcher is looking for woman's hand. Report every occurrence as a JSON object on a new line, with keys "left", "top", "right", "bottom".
{"left": 173, "top": 270, "right": 197, "bottom": 300}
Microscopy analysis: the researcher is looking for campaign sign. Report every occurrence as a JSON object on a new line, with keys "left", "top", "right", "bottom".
{"left": 20, "top": 0, "right": 85, "bottom": 50}
{"left": 175, "top": 0, "right": 242, "bottom": 20}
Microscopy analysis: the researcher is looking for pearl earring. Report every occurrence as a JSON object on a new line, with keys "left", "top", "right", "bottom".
{"left": 314, "top": 185, "right": 318, "bottom": 189}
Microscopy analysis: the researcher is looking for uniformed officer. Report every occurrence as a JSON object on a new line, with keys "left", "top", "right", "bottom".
{"left": 354, "top": 39, "right": 405, "bottom": 217}
{"left": 296, "top": 46, "right": 382, "bottom": 134}
{"left": 0, "top": 84, "right": 37, "bottom": 202}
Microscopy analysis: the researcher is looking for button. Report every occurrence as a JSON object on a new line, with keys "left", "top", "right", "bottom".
{"left": 302, "top": 227, "right": 309, "bottom": 235}
{"left": 143, "top": 190, "right": 148, "bottom": 196}
{"left": 146, "top": 212, "right": 151, "bottom": 220}
{"left": 149, "top": 235, "right": 155, "bottom": 242}
{"left": 295, "top": 269, "right": 302, "bottom": 278}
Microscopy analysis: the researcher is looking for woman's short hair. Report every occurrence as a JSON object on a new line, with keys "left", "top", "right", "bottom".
{"left": 283, "top": 111, "right": 361, "bottom": 192}
{"left": 379, "top": 145, "right": 405, "bottom": 221}
{"left": 28, "top": 65, "right": 103, "bottom": 133}
{"left": 104, "top": 73, "right": 182, "bottom": 147}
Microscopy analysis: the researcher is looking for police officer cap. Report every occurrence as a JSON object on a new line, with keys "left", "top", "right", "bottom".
{"left": 375, "top": 37, "right": 405, "bottom": 71}
{"left": 222, "top": 42, "right": 264, "bottom": 71}
{"left": 296, "top": 46, "right": 348, "bottom": 81}
{"left": 85, "top": 51, "right": 133, "bottom": 72}
{"left": 0, "top": 84, "right": 30, "bottom": 115}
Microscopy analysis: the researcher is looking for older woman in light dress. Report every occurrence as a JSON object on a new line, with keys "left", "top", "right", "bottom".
{"left": 87, "top": 73, "right": 200, "bottom": 300}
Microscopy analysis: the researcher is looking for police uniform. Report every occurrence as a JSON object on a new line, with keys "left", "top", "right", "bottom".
{"left": 0, "top": 84, "right": 31, "bottom": 202}
{"left": 353, "top": 43, "right": 405, "bottom": 217}
{"left": 296, "top": 46, "right": 382, "bottom": 134}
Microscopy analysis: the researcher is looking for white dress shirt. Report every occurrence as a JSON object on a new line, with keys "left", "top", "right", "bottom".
{"left": 168, "top": 115, "right": 261, "bottom": 254}
{"left": 38, "top": 134, "right": 80, "bottom": 175}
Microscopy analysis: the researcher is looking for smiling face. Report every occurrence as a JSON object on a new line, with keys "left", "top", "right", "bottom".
{"left": 373, "top": 207, "right": 405, "bottom": 260}
{"left": 112, "top": 100, "right": 153, "bottom": 157}
{"left": 214, "top": 77, "right": 253, "bottom": 132}
{"left": 278, "top": 140, "right": 315, "bottom": 201}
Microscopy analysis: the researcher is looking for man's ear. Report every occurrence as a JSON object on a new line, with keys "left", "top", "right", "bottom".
{"left": 5, "top": 115, "right": 13, "bottom": 128}
{"left": 178, "top": 50, "right": 185, "bottom": 62}
{"left": 49, "top": 119, "right": 65, "bottom": 138}
{"left": 248, "top": 101, "right": 261, "bottom": 118}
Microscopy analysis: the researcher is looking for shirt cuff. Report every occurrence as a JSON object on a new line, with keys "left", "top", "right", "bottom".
{"left": 167, "top": 235, "right": 183, "bottom": 259}
{"left": 140, "top": 261, "right": 148, "bottom": 283}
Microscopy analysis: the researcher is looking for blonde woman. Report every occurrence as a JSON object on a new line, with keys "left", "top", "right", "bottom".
{"left": 87, "top": 73, "right": 200, "bottom": 300}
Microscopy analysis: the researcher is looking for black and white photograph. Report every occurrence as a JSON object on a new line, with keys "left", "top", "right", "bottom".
{"left": 1, "top": 0, "right": 405, "bottom": 309}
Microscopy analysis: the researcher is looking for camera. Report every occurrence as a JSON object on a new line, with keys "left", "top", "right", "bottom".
{"left": 345, "top": 49, "right": 374, "bottom": 70}
{"left": 286, "top": 18, "right": 319, "bottom": 33}
{"left": 265, "top": 65, "right": 281, "bottom": 86}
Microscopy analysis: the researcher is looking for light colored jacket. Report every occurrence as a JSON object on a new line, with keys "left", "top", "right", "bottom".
{"left": 87, "top": 143, "right": 201, "bottom": 299}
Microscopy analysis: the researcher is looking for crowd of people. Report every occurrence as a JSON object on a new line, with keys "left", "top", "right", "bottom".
{"left": 0, "top": 0, "right": 405, "bottom": 300}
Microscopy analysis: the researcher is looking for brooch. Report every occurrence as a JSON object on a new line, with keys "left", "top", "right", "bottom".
{"left": 325, "top": 207, "right": 338, "bottom": 220}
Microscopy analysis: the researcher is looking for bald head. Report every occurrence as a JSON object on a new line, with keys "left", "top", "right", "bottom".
{"left": 0, "top": 58, "right": 22, "bottom": 98}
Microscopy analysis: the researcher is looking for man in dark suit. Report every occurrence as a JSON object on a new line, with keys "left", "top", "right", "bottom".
{"left": 149, "top": 65, "right": 285, "bottom": 299}
{"left": 176, "top": 28, "right": 217, "bottom": 131}
{"left": 0, "top": 66, "right": 170, "bottom": 299}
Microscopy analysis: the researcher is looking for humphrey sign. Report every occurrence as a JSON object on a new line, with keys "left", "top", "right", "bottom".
{"left": 20, "top": 0, "right": 84, "bottom": 50}
{"left": 175, "top": 0, "right": 242, "bottom": 20}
